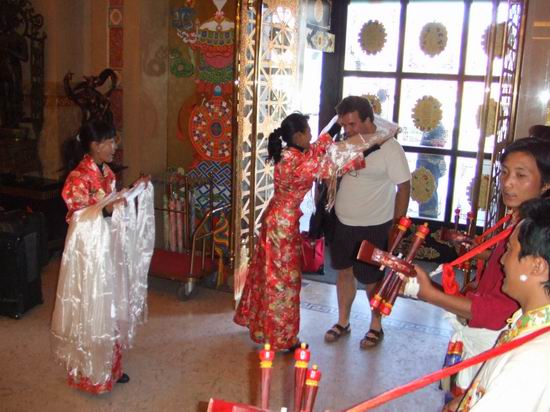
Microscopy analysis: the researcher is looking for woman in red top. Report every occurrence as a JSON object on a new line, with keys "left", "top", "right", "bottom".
{"left": 52, "top": 119, "right": 129, "bottom": 394}
{"left": 61, "top": 120, "right": 118, "bottom": 222}
{"left": 415, "top": 137, "right": 550, "bottom": 397}
{"left": 234, "top": 113, "right": 337, "bottom": 351}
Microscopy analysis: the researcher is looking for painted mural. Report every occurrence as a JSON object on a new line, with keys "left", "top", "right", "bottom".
{"left": 165, "top": 0, "right": 235, "bottom": 276}
{"left": 169, "top": 0, "right": 235, "bottom": 209}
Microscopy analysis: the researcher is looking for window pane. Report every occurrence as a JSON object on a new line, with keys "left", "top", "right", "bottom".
{"left": 342, "top": 76, "right": 396, "bottom": 121}
{"left": 458, "top": 81, "right": 501, "bottom": 153}
{"left": 344, "top": 2, "right": 401, "bottom": 72}
{"left": 452, "top": 157, "right": 492, "bottom": 227}
{"left": 299, "top": 48, "right": 324, "bottom": 138}
{"left": 406, "top": 152, "right": 451, "bottom": 221}
{"left": 466, "top": 2, "right": 508, "bottom": 77}
{"left": 402, "top": 1, "right": 464, "bottom": 74}
{"left": 398, "top": 79, "right": 457, "bottom": 149}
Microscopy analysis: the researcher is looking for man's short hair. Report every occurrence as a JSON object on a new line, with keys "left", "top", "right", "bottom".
{"left": 335, "top": 96, "right": 374, "bottom": 123}
{"left": 519, "top": 198, "right": 550, "bottom": 294}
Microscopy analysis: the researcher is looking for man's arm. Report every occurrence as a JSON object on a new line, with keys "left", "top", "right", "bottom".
{"left": 394, "top": 180, "right": 410, "bottom": 220}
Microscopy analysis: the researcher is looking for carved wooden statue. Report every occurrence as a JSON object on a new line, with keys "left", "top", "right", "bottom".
{"left": 0, "top": 1, "right": 29, "bottom": 129}
{"left": 0, "top": 0, "right": 46, "bottom": 178}
{"left": 64, "top": 68, "right": 118, "bottom": 126}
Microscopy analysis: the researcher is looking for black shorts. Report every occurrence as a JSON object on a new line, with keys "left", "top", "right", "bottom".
{"left": 329, "top": 217, "right": 393, "bottom": 285}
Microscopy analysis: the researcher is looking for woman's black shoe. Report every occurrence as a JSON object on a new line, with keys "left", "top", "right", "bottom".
{"left": 284, "top": 341, "right": 308, "bottom": 353}
{"left": 117, "top": 373, "right": 130, "bottom": 384}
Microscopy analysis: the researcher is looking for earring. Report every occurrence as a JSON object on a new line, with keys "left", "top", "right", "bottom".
{"left": 519, "top": 274, "right": 528, "bottom": 282}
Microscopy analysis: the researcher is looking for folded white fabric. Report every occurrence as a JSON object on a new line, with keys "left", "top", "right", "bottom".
{"left": 402, "top": 264, "right": 442, "bottom": 299}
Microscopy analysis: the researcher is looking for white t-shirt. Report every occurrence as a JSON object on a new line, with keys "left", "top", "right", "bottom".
{"left": 335, "top": 138, "right": 410, "bottom": 227}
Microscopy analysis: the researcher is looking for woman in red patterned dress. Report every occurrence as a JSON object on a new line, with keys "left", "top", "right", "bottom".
{"left": 61, "top": 120, "right": 118, "bottom": 222}
{"left": 51, "top": 119, "right": 130, "bottom": 394}
{"left": 234, "top": 113, "right": 336, "bottom": 351}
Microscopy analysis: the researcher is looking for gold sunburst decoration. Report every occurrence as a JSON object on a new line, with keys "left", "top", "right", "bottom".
{"left": 482, "top": 22, "right": 505, "bottom": 59}
{"left": 412, "top": 96, "right": 442, "bottom": 132}
{"left": 476, "top": 98, "right": 501, "bottom": 137}
{"left": 358, "top": 20, "right": 386, "bottom": 55}
{"left": 363, "top": 94, "right": 382, "bottom": 115}
{"left": 411, "top": 166, "right": 436, "bottom": 204}
{"left": 420, "top": 22, "right": 448, "bottom": 57}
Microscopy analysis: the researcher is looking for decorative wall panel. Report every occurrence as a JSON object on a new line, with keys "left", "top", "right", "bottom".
{"left": 232, "top": 0, "right": 301, "bottom": 297}
{"left": 108, "top": 0, "right": 124, "bottom": 167}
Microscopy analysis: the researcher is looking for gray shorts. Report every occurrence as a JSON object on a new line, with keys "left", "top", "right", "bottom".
{"left": 329, "top": 217, "right": 392, "bottom": 285}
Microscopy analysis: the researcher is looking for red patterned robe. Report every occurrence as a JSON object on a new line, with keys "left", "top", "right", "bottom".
{"left": 234, "top": 134, "right": 332, "bottom": 350}
{"left": 60, "top": 154, "right": 122, "bottom": 394}
{"left": 62, "top": 154, "right": 116, "bottom": 222}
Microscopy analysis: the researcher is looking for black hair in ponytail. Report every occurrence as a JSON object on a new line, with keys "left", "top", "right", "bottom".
{"left": 62, "top": 119, "right": 116, "bottom": 174}
{"left": 267, "top": 112, "right": 310, "bottom": 164}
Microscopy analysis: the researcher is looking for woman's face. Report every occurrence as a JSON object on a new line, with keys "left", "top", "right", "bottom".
{"left": 91, "top": 137, "right": 116, "bottom": 164}
{"left": 500, "top": 151, "right": 546, "bottom": 211}
{"left": 293, "top": 125, "right": 312, "bottom": 151}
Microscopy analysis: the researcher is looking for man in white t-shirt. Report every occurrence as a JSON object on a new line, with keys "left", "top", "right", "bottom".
{"left": 324, "top": 96, "right": 411, "bottom": 349}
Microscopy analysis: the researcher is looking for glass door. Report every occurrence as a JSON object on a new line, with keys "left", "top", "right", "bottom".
{"left": 338, "top": 0, "right": 511, "bottom": 228}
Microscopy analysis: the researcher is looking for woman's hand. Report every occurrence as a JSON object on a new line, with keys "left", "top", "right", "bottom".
{"left": 104, "top": 189, "right": 128, "bottom": 214}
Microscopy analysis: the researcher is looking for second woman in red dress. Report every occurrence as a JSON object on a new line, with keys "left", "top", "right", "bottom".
{"left": 234, "top": 113, "right": 333, "bottom": 351}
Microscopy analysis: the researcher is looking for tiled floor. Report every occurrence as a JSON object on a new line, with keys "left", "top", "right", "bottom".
{"left": 0, "top": 257, "right": 452, "bottom": 411}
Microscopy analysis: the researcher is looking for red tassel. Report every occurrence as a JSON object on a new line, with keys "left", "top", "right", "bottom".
{"left": 442, "top": 264, "right": 461, "bottom": 296}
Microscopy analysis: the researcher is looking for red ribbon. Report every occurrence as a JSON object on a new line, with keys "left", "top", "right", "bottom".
{"left": 343, "top": 324, "right": 550, "bottom": 412}
{"left": 475, "top": 214, "right": 512, "bottom": 244}
{"left": 442, "top": 214, "right": 513, "bottom": 296}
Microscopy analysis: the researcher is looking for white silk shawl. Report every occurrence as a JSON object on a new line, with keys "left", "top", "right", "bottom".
{"left": 51, "top": 182, "right": 155, "bottom": 385}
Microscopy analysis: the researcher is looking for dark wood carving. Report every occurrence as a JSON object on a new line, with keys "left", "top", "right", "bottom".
{"left": 0, "top": 0, "right": 46, "bottom": 178}
{"left": 63, "top": 68, "right": 118, "bottom": 126}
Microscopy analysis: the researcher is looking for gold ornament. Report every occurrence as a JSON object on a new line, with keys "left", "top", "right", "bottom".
{"left": 412, "top": 96, "right": 443, "bottom": 132}
{"left": 411, "top": 166, "right": 436, "bottom": 204}
{"left": 362, "top": 94, "right": 382, "bottom": 115}
{"left": 358, "top": 20, "right": 387, "bottom": 55}
{"left": 415, "top": 246, "right": 440, "bottom": 261}
{"left": 476, "top": 98, "right": 501, "bottom": 137}
{"left": 420, "top": 22, "right": 448, "bottom": 57}
{"left": 394, "top": 224, "right": 440, "bottom": 260}
{"left": 482, "top": 22, "right": 505, "bottom": 59}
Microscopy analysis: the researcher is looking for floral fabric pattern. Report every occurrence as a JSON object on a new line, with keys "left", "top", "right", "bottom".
{"left": 234, "top": 134, "right": 332, "bottom": 351}
{"left": 62, "top": 154, "right": 116, "bottom": 222}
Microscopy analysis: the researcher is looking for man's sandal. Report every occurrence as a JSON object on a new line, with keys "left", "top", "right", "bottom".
{"left": 324, "top": 323, "right": 351, "bottom": 342}
{"left": 359, "top": 328, "right": 384, "bottom": 349}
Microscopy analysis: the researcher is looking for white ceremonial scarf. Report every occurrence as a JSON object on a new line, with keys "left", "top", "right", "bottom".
{"left": 111, "top": 182, "right": 155, "bottom": 349}
{"left": 323, "top": 114, "right": 400, "bottom": 173}
{"left": 51, "top": 183, "right": 155, "bottom": 385}
{"left": 320, "top": 115, "right": 400, "bottom": 211}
